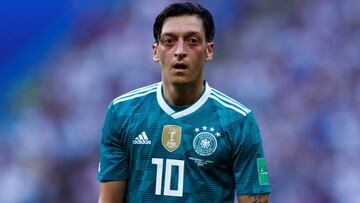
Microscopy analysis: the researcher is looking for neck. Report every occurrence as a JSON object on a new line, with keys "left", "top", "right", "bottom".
{"left": 162, "top": 80, "right": 204, "bottom": 106}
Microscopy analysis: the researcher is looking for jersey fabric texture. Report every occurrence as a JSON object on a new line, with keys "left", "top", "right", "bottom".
{"left": 98, "top": 81, "right": 271, "bottom": 202}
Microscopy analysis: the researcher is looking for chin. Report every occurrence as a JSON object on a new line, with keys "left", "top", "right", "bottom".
{"left": 171, "top": 79, "right": 201, "bottom": 88}
{"left": 168, "top": 77, "right": 192, "bottom": 86}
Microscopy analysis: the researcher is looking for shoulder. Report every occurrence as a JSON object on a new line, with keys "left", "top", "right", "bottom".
{"left": 111, "top": 82, "right": 159, "bottom": 106}
{"left": 106, "top": 82, "right": 160, "bottom": 117}
{"left": 208, "top": 87, "right": 252, "bottom": 118}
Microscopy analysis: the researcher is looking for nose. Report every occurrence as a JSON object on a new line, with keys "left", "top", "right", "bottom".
{"left": 174, "top": 40, "right": 187, "bottom": 59}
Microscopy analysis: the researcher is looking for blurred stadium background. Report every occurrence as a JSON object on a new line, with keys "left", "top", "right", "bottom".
{"left": 1, "top": 0, "right": 359, "bottom": 202}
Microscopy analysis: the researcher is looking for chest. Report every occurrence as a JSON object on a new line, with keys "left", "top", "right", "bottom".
{"left": 123, "top": 112, "right": 234, "bottom": 169}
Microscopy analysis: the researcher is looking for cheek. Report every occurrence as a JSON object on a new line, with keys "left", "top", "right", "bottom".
{"left": 190, "top": 48, "right": 207, "bottom": 63}
{"left": 193, "top": 45, "right": 207, "bottom": 54}
{"left": 158, "top": 49, "right": 173, "bottom": 64}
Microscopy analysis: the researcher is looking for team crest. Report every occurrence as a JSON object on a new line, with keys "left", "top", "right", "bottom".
{"left": 193, "top": 126, "right": 219, "bottom": 156}
{"left": 162, "top": 125, "right": 182, "bottom": 152}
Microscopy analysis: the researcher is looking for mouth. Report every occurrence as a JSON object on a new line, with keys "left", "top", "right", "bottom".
{"left": 172, "top": 63, "right": 188, "bottom": 70}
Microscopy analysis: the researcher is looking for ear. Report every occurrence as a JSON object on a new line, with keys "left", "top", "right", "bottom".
{"left": 152, "top": 43, "right": 159, "bottom": 62}
{"left": 205, "top": 42, "right": 214, "bottom": 61}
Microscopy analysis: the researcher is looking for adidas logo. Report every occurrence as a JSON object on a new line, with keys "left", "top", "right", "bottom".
{"left": 133, "top": 131, "right": 151, "bottom": 145}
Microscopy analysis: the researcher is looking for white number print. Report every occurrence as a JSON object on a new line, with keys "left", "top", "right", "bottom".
{"left": 151, "top": 158, "right": 184, "bottom": 197}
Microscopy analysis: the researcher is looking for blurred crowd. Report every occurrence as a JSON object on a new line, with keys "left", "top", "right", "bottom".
{"left": 1, "top": 0, "right": 359, "bottom": 202}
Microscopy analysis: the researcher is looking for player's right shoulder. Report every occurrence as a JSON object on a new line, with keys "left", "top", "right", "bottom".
{"left": 111, "top": 82, "right": 160, "bottom": 106}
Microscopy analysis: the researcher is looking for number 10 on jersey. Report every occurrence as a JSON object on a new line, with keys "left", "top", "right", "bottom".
{"left": 151, "top": 158, "right": 184, "bottom": 197}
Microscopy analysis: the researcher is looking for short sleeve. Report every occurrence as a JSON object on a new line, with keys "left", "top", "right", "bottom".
{"left": 98, "top": 102, "right": 128, "bottom": 181}
{"left": 232, "top": 112, "right": 271, "bottom": 195}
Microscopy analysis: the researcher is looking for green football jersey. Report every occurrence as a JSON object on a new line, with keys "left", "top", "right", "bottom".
{"left": 98, "top": 81, "right": 270, "bottom": 202}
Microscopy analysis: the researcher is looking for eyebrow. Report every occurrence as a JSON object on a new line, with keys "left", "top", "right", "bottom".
{"left": 160, "top": 31, "right": 203, "bottom": 38}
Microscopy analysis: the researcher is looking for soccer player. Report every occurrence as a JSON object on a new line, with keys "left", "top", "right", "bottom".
{"left": 98, "top": 3, "right": 270, "bottom": 203}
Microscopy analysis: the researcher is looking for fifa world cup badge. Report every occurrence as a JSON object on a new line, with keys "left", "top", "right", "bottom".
{"left": 162, "top": 125, "right": 182, "bottom": 152}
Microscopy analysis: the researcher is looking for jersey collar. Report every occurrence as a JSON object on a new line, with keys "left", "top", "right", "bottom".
{"left": 156, "top": 81, "right": 211, "bottom": 119}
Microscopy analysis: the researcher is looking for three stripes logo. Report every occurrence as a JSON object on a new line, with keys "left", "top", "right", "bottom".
{"left": 133, "top": 131, "right": 151, "bottom": 145}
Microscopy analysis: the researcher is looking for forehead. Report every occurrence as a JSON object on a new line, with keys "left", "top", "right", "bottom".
{"left": 161, "top": 15, "right": 205, "bottom": 37}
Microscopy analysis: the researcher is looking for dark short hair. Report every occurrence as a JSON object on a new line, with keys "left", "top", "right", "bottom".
{"left": 153, "top": 2, "right": 215, "bottom": 43}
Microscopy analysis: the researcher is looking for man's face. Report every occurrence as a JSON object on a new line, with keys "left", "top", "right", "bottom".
{"left": 152, "top": 15, "right": 214, "bottom": 86}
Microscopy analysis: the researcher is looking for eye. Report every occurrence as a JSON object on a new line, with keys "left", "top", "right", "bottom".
{"left": 161, "top": 38, "right": 174, "bottom": 46}
{"left": 188, "top": 38, "right": 200, "bottom": 46}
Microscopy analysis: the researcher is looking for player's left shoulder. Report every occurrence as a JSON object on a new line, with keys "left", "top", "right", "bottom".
{"left": 208, "top": 87, "right": 252, "bottom": 118}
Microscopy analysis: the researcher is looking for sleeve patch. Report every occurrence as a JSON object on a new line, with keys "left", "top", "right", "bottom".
{"left": 257, "top": 158, "right": 269, "bottom": 185}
